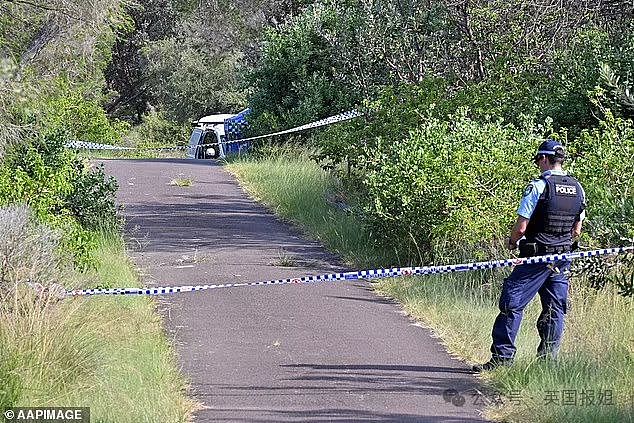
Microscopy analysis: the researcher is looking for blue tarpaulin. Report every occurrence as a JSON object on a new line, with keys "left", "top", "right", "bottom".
{"left": 223, "top": 108, "right": 251, "bottom": 156}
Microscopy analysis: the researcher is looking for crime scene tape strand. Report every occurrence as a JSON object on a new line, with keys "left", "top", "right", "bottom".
{"left": 64, "top": 246, "right": 633, "bottom": 298}
{"left": 67, "top": 110, "right": 363, "bottom": 151}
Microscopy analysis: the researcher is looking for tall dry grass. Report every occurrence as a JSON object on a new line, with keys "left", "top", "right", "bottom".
{"left": 0, "top": 206, "right": 196, "bottom": 421}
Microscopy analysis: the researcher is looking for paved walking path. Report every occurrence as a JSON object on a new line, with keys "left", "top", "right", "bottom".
{"left": 102, "top": 159, "right": 488, "bottom": 422}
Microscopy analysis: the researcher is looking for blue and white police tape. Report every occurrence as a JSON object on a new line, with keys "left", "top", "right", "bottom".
{"left": 67, "top": 141, "right": 192, "bottom": 151}
{"left": 220, "top": 109, "right": 362, "bottom": 146}
{"left": 63, "top": 246, "right": 633, "bottom": 298}
{"left": 66, "top": 110, "right": 363, "bottom": 151}
{"left": 66, "top": 141, "right": 134, "bottom": 150}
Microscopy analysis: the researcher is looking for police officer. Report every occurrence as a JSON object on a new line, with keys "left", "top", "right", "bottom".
{"left": 474, "top": 140, "right": 586, "bottom": 371}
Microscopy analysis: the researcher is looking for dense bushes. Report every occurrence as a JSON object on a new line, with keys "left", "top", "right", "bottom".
{"left": 0, "top": 130, "right": 119, "bottom": 268}
{"left": 358, "top": 111, "right": 536, "bottom": 263}
{"left": 352, "top": 108, "right": 633, "bottom": 264}
{"left": 315, "top": 79, "right": 452, "bottom": 174}
{"left": 248, "top": 1, "right": 633, "bottom": 135}
{"left": 568, "top": 113, "right": 634, "bottom": 245}
{"left": 319, "top": 82, "right": 634, "bottom": 264}
{"left": 247, "top": 4, "right": 356, "bottom": 134}
{"left": 1, "top": 43, "right": 125, "bottom": 268}
{"left": 308, "top": 79, "right": 634, "bottom": 267}
{"left": 124, "top": 110, "right": 191, "bottom": 147}
{"left": 37, "top": 82, "right": 130, "bottom": 145}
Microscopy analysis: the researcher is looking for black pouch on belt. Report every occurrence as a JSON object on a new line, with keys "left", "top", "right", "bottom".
{"left": 518, "top": 239, "right": 537, "bottom": 258}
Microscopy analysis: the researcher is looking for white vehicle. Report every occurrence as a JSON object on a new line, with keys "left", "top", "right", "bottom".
{"left": 187, "top": 109, "right": 250, "bottom": 159}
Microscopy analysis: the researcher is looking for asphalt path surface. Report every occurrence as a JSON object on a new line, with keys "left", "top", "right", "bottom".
{"left": 101, "top": 158, "right": 489, "bottom": 423}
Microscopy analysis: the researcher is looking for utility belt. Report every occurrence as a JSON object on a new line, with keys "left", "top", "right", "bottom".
{"left": 518, "top": 240, "right": 571, "bottom": 258}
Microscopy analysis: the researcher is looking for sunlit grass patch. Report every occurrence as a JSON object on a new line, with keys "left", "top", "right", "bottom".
{"left": 169, "top": 176, "right": 194, "bottom": 187}
{"left": 0, "top": 230, "right": 197, "bottom": 422}
{"left": 226, "top": 147, "right": 391, "bottom": 268}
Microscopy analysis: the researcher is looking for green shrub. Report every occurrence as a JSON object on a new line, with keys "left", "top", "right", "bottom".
{"left": 315, "top": 78, "right": 545, "bottom": 179}
{"left": 568, "top": 112, "right": 634, "bottom": 245}
{"left": 0, "top": 130, "right": 119, "bottom": 268}
{"left": 358, "top": 110, "right": 537, "bottom": 264}
{"left": 564, "top": 113, "right": 634, "bottom": 296}
{"left": 314, "top": 74, "right": 633, "bottom": 268}
{"left": 66, "top": 162, "right": 119, "bottom": 231}
{"left": 314, "top": 80, "right": 448, "bottom": 178}
{"left": 126, "top": 110, "right": 191, "bottom": 147}
{"left": 0, "top": 138, "right": 74, "bottom": 221}
{"left": 350, "top": 110, "right": 633, "bottom": 266}
{"left": 33, "top": 79, "right": 129, "bottom": 145}
{"left": 247, "top": 4, "right": 356, "bottom": 135}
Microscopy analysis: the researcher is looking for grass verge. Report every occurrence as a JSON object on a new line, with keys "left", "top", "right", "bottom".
{"left": 226, "top": 147, "right": 391, "bottom": 267}
{"left": 0, "top": 231, "right": 197, "bottom": 422}
{"left": 225, "top": 148, "right": 634, "bottom": 423}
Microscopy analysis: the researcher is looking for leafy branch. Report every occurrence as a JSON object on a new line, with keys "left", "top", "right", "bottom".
{"left": 599, "top": 62, "right": 634, "bottom": 118}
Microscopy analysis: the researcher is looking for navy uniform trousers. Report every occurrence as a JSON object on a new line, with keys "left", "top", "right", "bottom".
{"left": 491, "top": 259, "right": 571, "bottom": 359}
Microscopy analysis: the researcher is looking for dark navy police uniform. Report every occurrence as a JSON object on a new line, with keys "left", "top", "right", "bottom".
{"left": 491, "top": 169, "right": 586, "bottom": 360}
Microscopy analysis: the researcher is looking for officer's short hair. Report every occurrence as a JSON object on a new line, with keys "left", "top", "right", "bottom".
{"left": 547, "top": 146, "right": 565, "bottom": 165}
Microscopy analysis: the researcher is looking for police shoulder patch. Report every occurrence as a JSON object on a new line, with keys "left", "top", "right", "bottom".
{"left": 523, "top": 183, "right": 534, "bottom": 197}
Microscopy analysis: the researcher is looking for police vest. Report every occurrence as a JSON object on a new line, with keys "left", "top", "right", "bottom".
{"left": 524, "top": 174, "right": 585, "bottom": 249}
